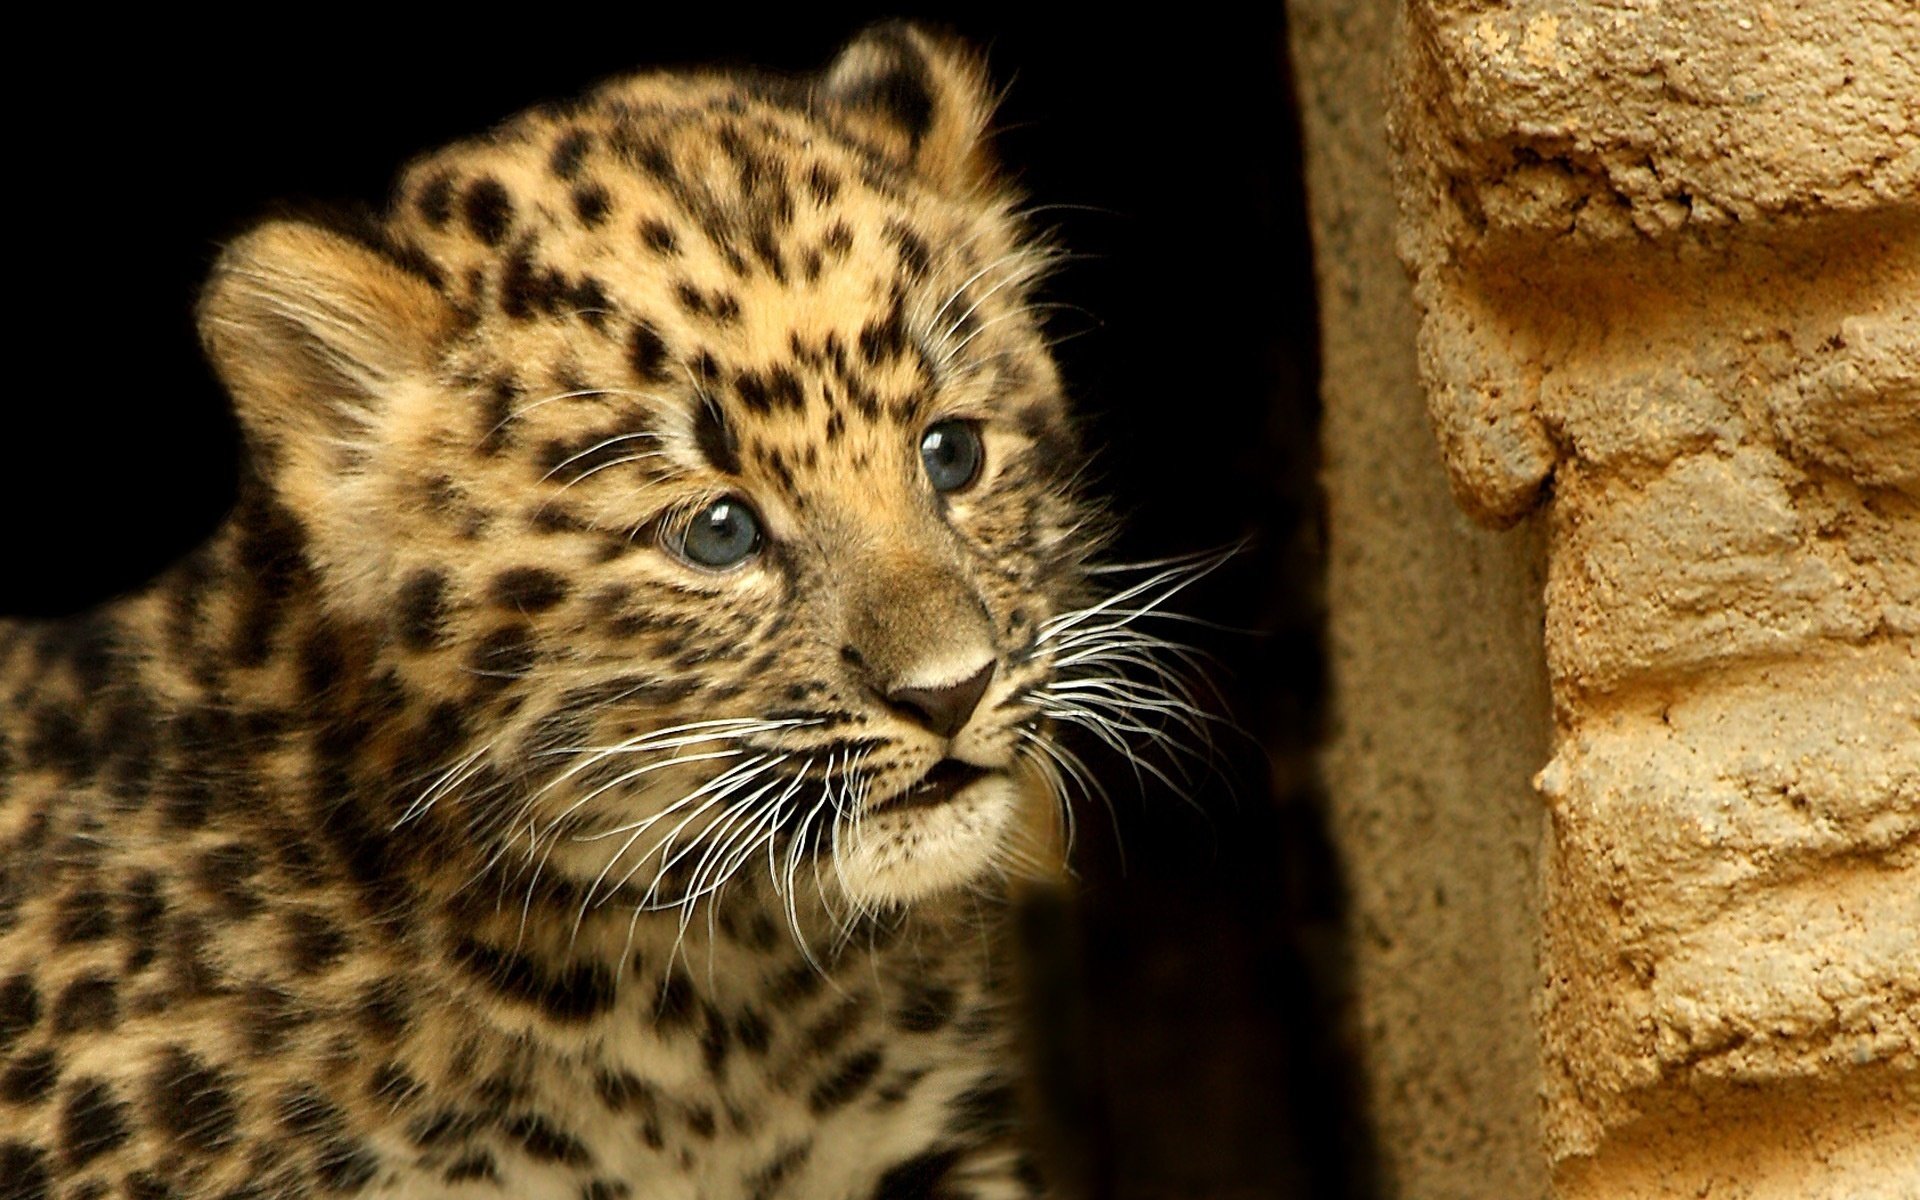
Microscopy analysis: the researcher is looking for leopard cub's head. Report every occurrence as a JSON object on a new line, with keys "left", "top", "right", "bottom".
{"left": 198, "top": 24, "right": 1100, "bottom": 919}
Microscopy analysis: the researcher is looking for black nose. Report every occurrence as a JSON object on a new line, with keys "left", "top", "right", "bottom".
{"left": 884, "top": 661, "right": 995, "bottom": 739}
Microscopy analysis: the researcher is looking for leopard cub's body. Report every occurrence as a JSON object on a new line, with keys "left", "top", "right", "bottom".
{"left": 0, "top": 26, "right": 1103, "bottom": 1198}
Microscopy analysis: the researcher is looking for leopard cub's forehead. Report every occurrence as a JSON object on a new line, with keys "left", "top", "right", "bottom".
{"left": 383, "top": 74, "right": 1034, "bottom": 422}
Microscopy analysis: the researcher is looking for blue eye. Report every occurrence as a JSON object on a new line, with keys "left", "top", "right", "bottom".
{"left": 674, "top": 497, "right": 762, "bottom": 569}
{"left": 920, "top": 420, "right": 983, "bottom": 493}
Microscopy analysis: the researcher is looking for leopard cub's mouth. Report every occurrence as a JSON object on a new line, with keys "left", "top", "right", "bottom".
{"left": 869, "top": 758, "right": 996, "bottom": 815}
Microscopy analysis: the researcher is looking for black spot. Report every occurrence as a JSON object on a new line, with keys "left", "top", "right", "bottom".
{"left": 368, "top": 1062, "right": 417, "bottom": 1104}
{"left": 490, "top": 567, "right": 571, "bottom": 614}
{"left": 734, "top": 372, "right": 770, "bottom": 414}
{"left": 59, "top": 1078, "right": 130, "bottom": 1168}
{"left": 699, "top": 1006, "right": 732, "bottom": 1076}
{"left": 122, "top": 872, "right": 165, "bottom": 974}
{"left": 842, "top": 36, "right": 936, "bottom": 146}
{"left": 748, "top": 224, "right": 788, "bottom": 282}
{"left": 463, "top": 178, "right": 514, "bottom": 246}
{"left": 354, "top": 978, "right": 412, "bottom": 1042}
{"left": 419, "top": 469, "right": 465, "bottom": 514}
{"left": 809, "top": 1047, "right": 883, "bottom": 1113}
{"left": 570, "top": 276, "right": 614, "bottom": 331}
{"left": 242, "top": 982, "right": 316, "bottom": 1055}
{"left": 745, "top": 1139, "right": 812, "bottom": 1200}
{"left": 286, "top": 908, "right": 350, "bottom": 974}
{"left": 803, "top": 994, "right": 867, "bottom": 1058}
{"left": 161, "top": 914, "right": 221, "bottom": 998}
{"left": 277, "top": 1083, "right": 347, "bottom": 1138}
{"left": 101, "top": 697, "right": 159, "bottom": 805}
{"left": 444, "top": 1150, "right": 499, "bottom": 1183}
{"left": 684, "top": 1105, "right": 716, "bottom": 1139}
{"left": 858, "top": 300, "right": 908, "bottom": 366}
{"left": 618, "top": 134, "right": 676, "bottom": 181}
{"left": 573, "top": 184, "right": 611, "bottom": 228}
{"left": 161, "top": 778, "right": 214, "bottom": 831}
{"left": 480, "top": 373, "right": 519, "bottom": 455}
{"left": 125, "top": 1171, "right": 176, "bottom": 1200}
{"left": 766, "top": 367, "right": 805, "bottom": 411}
{"left": 147, "top": 1047, "right": 238, "bottom": 1153}
{"left": 581, "top": 1182, "right": 631, "bottom": 1200}
{"left": 24, "top": 707, "right": 89, "bottom": 777}
{"left": 502, "top": 1113, "right": 592, "bottom": 1166}
{"left": 0, "top": 1142, "right": 48, "bottom": 1200}
{"left": 314, "top": 1137, "right": 379, "bottom": 1193}
{"left": 407, "top": 1106, "right": 486, "bottom": 1148}
{"left": 673, "top": 282, "right": 708, "bottom": 318}
{"left": 592, "top": 1069, "right": 649, "bottom": 1113}
{"left": 384, "top": 238, "right": 448, "bottom": 291}
{"left": 500, "top": 244, "right": 564, "bottom": 320}
{"left": 893, "top": 981, "right": 958, "bottom": 1034}
{"left": 450, "top": 938, "right": 617, "bottom": 1022}
{"left": 884, "top": 220, "right": 932, "bottom": 278}
{"left": 694, "top": 396, "right": 741, "bottom": 475}
{"left": 874, "top": 1066, "right": 929, "bottom": 1109}
{"left": 475, "top": 1070, "right": 528, "bottom": 1111}
{"left": 629, "top": 320, "right": 672, "bottom": 383}
{"left": 805, "top": 163, "right": 841, "bottom": 204}
{"left": 415, "top": 173, "right": 456, "bottom": 227}
{"left": 868, "top": 1147, "right": 964, "bottom": 1200}
{"left": 51, "top": 975, "right": 117, "bottom": 1034}
{"left": 55, "top": 889, "right": 113, "bottom": 945}
{"left": 550, "top": 129, "right": 593, "bottom": 179}
{"left": 768, "top": 962, "right": 826, "bottom": 1006}
{"left": 396, "top": 570, "right": 449, "bottom": 651}
{"left": 739, "top": 911, "right": 781, "bottom": 951}
{"left": 297, "top": 629, "right": 346, "bottom": 701}
{"left": 762, "top": 449, "right": 797, "bottom": 497}
{"left": 0, "top": 973, "right": 40, "bottom": 1052}
{"left": 638, "top": 219, "right": 679, "bottom": 255}
{"left": 1, "top": 1047, "right": 57, "bottom": 1105}
{"left": 468, "top": 625, "right": 535, "bottom": 685}
{"left": 946, "top": 1077, "right": 1017, "bottom": 1138}
{"left": 652, "top": 970, "right": 696, "bottom": 1029}
{"left": 1014, "top": 400, "right": 1076, "bottom": 471}
{"left": 393, "top": 702, "right": 468, "bottom": 798}
{"left": 847, "top": 384, "right": 881, "bottom": 423}
{"left": 196, "top": 843, "right": 263, "bottom": 919}
{"left": 735, "top": 1008, "right": 772, "bottom": 1055}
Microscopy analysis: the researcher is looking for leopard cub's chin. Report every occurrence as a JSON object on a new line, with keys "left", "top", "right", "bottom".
{"left": 836, "top": 773, "right": 1023, "bottom": 909}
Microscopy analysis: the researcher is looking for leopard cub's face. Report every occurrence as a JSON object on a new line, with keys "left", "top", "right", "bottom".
{"left": 198, "top": 27, "right": 1094, "bottom": 917}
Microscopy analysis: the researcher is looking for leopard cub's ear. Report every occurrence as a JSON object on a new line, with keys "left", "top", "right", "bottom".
{"left": 197, "top": 220, "right": 459, "bottom": 609}
{"left": 816, "top": 21, "right": 1000, "bottom": 197}
{"left": 197, "top": 219, "right": 457, "bottom": 476}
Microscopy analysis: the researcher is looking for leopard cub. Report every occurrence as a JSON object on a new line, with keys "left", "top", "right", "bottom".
{"left": 0, "top": 23, "right": 1129, "bottom": 1199}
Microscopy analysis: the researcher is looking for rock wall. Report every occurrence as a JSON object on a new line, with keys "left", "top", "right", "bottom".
{"left": 1291, "top": 0, "right": 1919, "bottom": 1194}
{"left": 1290, "top": 3, "right": 1554, "bottom": 1195}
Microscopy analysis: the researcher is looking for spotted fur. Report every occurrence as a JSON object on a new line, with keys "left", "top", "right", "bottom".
{"left": 1, "top": 24, "right": 1100, "bottom": 1199}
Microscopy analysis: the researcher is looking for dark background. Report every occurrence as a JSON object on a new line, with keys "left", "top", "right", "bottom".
{"left": 3, "top": 12, "right": 1360, "bottom": 1197}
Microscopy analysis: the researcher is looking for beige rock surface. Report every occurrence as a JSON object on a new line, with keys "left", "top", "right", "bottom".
{"left": 1293, "top": 0, "right": 1918, "bottom": 1195}
{"left": 1291, "top": 2, "right": 1554, "bottom": 1196}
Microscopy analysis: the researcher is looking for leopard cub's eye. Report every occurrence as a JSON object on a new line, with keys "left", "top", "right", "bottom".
{"left": 673, "top": 497, "right": 762, "bottom": 569}
{"left": 920, "top": 420, "right": 984, "bottom": 494}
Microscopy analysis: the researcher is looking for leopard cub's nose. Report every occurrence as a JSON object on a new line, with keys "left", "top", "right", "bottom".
{"left": 882, "top": 660, "right": 995, "bottom": 739}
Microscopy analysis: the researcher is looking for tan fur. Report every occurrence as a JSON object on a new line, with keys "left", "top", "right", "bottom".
{"left": 0, "top": 24, "right": 1099, "bottom": 1199}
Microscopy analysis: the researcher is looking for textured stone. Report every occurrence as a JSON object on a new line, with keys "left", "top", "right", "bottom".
{"left": 1295, "top": 0, "right": 1919, "bottom": 1194}
{"left": 1292, "top": 1, "right": 1552, "bottom": 1196}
